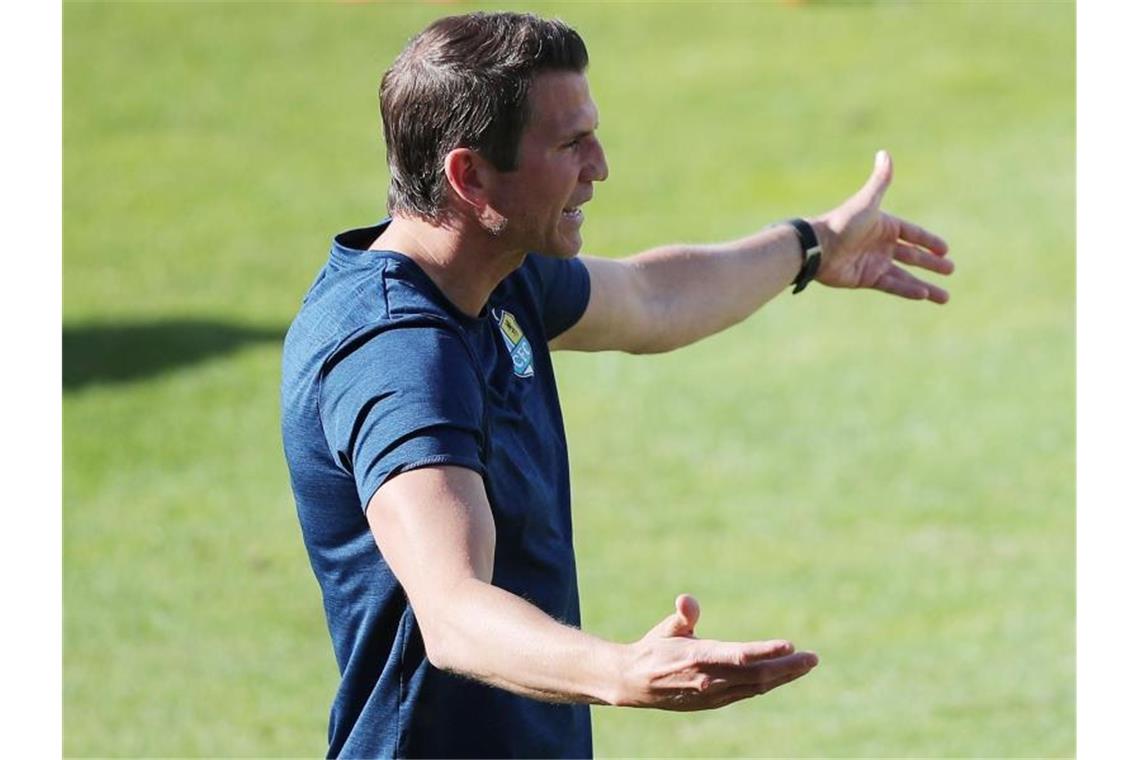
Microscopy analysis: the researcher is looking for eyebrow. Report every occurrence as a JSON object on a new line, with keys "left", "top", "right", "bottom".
{"left": 563, "top": 122, "right": 600, "bottom": 142}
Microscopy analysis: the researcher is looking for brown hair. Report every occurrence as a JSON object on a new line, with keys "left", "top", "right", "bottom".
{"left": 379, "top": 12, "right": 589, "bottom": 219}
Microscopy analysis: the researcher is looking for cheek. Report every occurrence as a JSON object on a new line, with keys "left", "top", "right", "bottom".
{"left": 528, "top": 154, "right": 578, "bottom": 189}
{"left": 500, "top": 156, "right": 578, "bottom": 219}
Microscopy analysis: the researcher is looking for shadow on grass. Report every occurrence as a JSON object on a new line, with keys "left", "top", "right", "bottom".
{"left": 63, "top": 318, "right": 285, "bottom": 392}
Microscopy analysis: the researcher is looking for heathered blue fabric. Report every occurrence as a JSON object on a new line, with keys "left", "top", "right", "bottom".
{"left": 281, "top": 221, "right": 593, "bottom": 758}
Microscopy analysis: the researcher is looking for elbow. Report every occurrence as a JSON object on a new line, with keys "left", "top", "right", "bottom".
{"left": 617, "top": 263, "right": 674, "bottom": 355}
{"left": 623, "top": 288, "right": 703, "bottom": 354}
{"left": 625, "top": 340, "right": 671, "bottom": 356}
{"left": 414, "top": 587, "right": 481, "bottom": 674}
{"left": 622, "top": 306, "right": 676, "bottom": 355}
{"left": 418, "top": 612, "right": 459, "bottom": 672}
{"left": 411, "top": 565, "right": 494, "bottom": 673}
{"left": 422, "top": 631, "right": 452, "bottom": 671}
{"left": 621, "top": 313, "right": 685, "bottom": 355}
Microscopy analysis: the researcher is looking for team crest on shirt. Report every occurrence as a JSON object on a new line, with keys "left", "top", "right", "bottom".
{"left": 492, "top": 308, "right": 534, "bottom": 378}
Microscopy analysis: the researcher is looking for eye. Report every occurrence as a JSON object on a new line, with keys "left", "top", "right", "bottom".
{"left": 563, "top": 138, "right": 581, "bottom": 151}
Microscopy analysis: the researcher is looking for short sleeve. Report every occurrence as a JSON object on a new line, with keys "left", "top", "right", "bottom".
{"left": 526, "top": 254, "right": 592, "bottom": 341}
{"left": 319, "top": 324, "right": 485, "bottom": 510}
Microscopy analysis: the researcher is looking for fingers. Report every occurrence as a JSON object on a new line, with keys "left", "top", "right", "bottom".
{"left": 714, "top": 650, "right": 819, "bottom": 682}
{"left": 854, "top": 153, "right": 950, "bottom": 257}
{"left": 892, "top": 243, "right": 954, "bottom": 275}
{"left": 882, "top": 217, "right": 952, "bottom": 306}
{"left": 858, "top": 149, "right": 893, "bottom": 208}
{"left": 894, "top": 215, "right": 949, "bottom": 256}
{"left": 703, "top": 650, "right": 820, "bottom": 694}
{"left": 706, "top": 638, "right": 796, "bottom": 665}
{"left": 875, "top": 265, "right": 950, "bottom": 304}
{"left": 710, "top": 663, "right": 819, "bottom": 708}
{"left": 644, "top": 640, "right": 820, "bottom": 712}
{"left": 875, "top": 266, "right": 931, "bottom": 301}
{"left": 753, "top": 659, "right": 818, "bottom": 694}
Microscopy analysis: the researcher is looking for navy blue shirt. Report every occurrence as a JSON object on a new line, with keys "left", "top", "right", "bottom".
{"left": 281, "top": 222, "right": 593, "bottom": 758}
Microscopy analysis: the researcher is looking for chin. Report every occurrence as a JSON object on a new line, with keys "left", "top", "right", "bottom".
{"left": 554, "top": 231, "right": 584, "bottom": 258}
{"left": 532, "top": 238, "right": 580, "bottom": 260}
{"left": 548, "top": 243, "right": 581, "bottom": 260}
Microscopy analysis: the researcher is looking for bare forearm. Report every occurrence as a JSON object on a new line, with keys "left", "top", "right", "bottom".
{"left": 625, "top": 222, "right": 804, "bottom": 353}
{"left": 426, "top": 577, "right": 624, "bottom": 705}
{"left": 372, "top": 469, "right": 819, "bottom": 714}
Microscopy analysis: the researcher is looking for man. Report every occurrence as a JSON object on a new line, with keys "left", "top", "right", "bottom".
{"left": 281, "top": 11, "right": 952, "bottom": 758}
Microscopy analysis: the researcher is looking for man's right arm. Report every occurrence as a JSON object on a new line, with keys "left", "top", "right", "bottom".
{"left": 367, "top": 465, "right": 820, "bottom": 710}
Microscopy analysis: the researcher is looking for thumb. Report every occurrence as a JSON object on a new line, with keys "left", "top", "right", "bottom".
{"left": 645, "top": 594, "right": 701, "bottom": 639}
{"left": 859, "top": 149, "right": 893, "bottom": 207}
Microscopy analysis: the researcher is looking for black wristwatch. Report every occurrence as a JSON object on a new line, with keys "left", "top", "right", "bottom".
{"left": 788, "top": 218, "right": 822, "bottom": 294}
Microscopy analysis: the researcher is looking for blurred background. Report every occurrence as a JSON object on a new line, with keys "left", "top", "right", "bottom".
{"left": 63, "top": 1, "right": 1074, "bottom": 756}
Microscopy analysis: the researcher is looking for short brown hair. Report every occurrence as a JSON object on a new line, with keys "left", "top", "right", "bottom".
{"left": 379, "top": 12, "right": 589, "bottom": 219}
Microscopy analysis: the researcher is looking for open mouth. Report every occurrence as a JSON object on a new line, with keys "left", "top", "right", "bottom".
{"left": 561, "top": 206, "right": 584, "bottom": 222}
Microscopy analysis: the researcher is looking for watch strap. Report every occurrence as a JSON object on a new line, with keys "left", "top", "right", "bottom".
{"left": 788, "top": 218, "right": 822, "bottom": 294}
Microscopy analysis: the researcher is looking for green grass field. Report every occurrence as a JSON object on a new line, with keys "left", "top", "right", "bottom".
{"left": 64, "top": 1, "right": 1074, "bottom": 756}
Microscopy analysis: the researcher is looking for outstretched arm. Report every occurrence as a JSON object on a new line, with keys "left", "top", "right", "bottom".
{"left": 550, "top": 151, "right": 952, "bottom": 354}
{"left": 368, "top": 465, "right": 819, "bottom": 709}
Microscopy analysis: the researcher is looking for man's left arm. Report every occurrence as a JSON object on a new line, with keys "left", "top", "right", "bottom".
{"left": 550, "top": 151, "right": 953, "bottom": 354}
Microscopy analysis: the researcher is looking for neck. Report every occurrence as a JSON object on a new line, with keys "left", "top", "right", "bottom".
{"left": 370, "top": 212, "right": 526, "bottom": 318}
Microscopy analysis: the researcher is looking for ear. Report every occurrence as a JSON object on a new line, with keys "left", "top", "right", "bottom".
{"left": 443, "top": 148, "right": 507, "bottom": 232}
{"left": 440, "top": 148, "right": 481, "bottom": 205}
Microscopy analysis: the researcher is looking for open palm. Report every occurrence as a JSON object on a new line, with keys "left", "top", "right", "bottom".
{"left": 813, "top": 151, "right": 953, "bottom": 303}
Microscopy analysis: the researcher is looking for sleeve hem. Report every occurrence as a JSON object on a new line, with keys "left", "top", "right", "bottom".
{"left": 361, "top": 456, "right": 486, "bottom": 514}
{"left": 545, "top": 258, "right": 593, "bottom": 341}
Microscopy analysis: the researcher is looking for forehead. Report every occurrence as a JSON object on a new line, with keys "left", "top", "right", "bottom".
{"left": 525, "top": 70, "right": 598, "bottom": 137}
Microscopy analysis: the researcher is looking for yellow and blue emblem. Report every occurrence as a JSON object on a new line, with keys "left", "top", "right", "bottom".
{"left": 493, "top": 308, "right": 534, "bottom": 378}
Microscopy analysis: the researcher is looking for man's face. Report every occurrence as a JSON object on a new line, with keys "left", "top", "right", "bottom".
{"left": 486, "top": 70, "right": 608, "bottom": 258}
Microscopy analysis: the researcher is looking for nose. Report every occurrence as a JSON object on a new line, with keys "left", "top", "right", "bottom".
{"left": 585, "top": 136, "right": 609, "bottom": 183}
